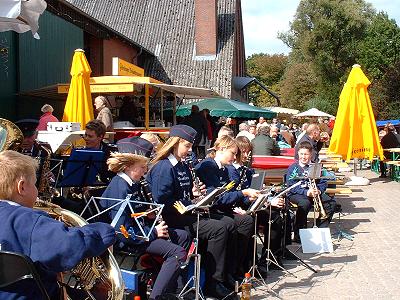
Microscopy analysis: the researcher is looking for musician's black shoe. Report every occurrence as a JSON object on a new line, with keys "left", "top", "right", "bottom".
{"left": 204, "top": 281, "right": 233, "bottom": 299}
{"left": 268, "top": 257, "right": 284, "bottom": 270}
{"left": 224, "top": 274, "right": 237, "bottom": 290}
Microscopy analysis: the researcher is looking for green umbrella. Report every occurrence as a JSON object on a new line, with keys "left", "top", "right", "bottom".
{"left": 172, "top": 98, "right": 276, "bottom": 119}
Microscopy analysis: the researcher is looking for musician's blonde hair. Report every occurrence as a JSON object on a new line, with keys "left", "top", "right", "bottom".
{"left": 107, "top": 152, "right": 149, "bottom": 173}
{"left": 140, "top": 132, "right": 162, "bottom": 153}
{"left": 213, "top": 135, "right": 237, "bottom": 151}
{"left": 208, "top": 135, "right": 237, "bottom": 159}
{"left": 151, "top": 136, "right": 183, "bottom": 164}
{"left": 0, "top": 150, "right": 38, "bottom": 199}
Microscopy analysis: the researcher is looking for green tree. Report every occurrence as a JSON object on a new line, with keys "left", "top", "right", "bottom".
{"left": 369, "top": 60, "right": 400, "bottom": 120}
{"left": 246, "top": 53, "right": 287, "bottom": 107}
{"left": 279, "top": 62, "right": 318, "bottom": 111}
{"left": 358, "top": 12, "right": 400, "bottom": 80}
{"left": 279, "top": 0, "right": 375, "bottom": 108}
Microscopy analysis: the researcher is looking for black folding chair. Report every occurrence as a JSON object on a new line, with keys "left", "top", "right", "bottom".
{"left": 0, "top": 250, "right": 50, "bottom": 300}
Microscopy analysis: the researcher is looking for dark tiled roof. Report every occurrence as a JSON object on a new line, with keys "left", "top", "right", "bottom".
{"left": 65, "top": 0, "right": 244, "bottom": 98}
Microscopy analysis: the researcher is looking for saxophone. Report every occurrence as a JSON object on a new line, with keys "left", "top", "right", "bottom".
{"left": 34, "top": 201, "right": 124, "bottom": 300}
{"left": 36, "top": 142, "right": 56, "bottom": 202}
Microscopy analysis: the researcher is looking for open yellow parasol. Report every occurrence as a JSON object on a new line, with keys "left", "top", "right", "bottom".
{"left": 62, "top": 49, "right": 93, "bottom": 128}
{"left": 329, "top": 64, "right": 383, "bottom": 161}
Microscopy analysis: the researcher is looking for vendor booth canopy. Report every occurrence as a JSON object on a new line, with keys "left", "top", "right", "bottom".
{"left": 264, "top": 106, "right": 299, "bottom": 115}
{"left": 376, "top": 119, "right": 400, "bottom": 127}
{"left": 174, "top": 98, "right": 276, "bottom": 119}
{"left": 0, "top": 0, "right": 46, "bottom": 39}
{"left": 294, "top": 107, "right": 334, "bottom": 118}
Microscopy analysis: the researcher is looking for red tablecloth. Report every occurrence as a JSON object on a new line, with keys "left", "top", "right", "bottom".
{"left": 252, "top": 155, "right": 295, "bottom": 169}
{"left": 280, "top": 148, "right": 295, "bottom": 157}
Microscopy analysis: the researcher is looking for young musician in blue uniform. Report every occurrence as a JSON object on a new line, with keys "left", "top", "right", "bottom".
{"left": 286, "top": 141, "right": 336, "bottom": 242}
{"left": 195, "top": 135, "right": 259, "bottom": 279}
{"left": 100, "top": 137, "right": 191, "bottom": 300}
{"left": 83, "top": 119, "right": 115, "bottom": 183}
{"left": 147, "top": 125, "right": 234, "bottom": 299}
{"left": 0, "top": 150, "right": 116, "bottom": 300}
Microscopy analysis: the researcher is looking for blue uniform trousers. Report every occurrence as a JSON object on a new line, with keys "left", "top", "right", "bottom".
{"left": 211, "top": 212, "right": 253, "bottom": 276}
{"left": 163, "top": 213, "right": 228, "bottom": 284}
{"left": 288, "top": 194, "right": 336, "bottom": 233}
{"left": 141, "top": 228, "right": 190, "bottom": 299}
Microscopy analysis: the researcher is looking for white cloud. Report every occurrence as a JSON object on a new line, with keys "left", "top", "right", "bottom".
{"left": 242, "top": 0, "right": 400, "bottom": 56}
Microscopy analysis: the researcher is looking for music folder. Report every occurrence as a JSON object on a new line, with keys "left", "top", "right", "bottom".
{"left": 58, "top": 149, "right": 104, "bottom": 187}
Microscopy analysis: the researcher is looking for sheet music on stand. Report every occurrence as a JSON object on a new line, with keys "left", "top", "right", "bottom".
{"left": 57, "top": 149, "right": 104, "bottom": 187}
{"left": 307, "top": 163, "right": 322, "bottom": 179}
{"left": 246, "top": 187, "right": 274, "bottom": 214}
{"left": 174, "top": 181, "right": 235, "bottom": 214}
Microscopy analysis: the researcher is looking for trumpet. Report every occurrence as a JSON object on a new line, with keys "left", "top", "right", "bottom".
{"left": 308, "top": 178, "right": 328, "bottom": 220}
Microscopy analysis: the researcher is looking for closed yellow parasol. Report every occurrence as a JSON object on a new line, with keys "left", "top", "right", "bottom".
{"left": 62, "top": 49, "right": 93, "bottom": 129}
{"left": 329, "top": 64, "right": 383, "bottom": 161}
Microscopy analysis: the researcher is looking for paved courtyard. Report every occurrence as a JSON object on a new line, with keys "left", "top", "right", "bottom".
{"left": 251, "top": 170, "right": 400, "bottom": 299}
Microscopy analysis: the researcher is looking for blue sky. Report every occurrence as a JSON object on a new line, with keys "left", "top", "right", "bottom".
{"left": 242, "top": 0, "right": 400, "bottom": 56}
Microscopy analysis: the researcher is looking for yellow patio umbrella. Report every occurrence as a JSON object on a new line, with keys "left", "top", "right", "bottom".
{"left": 62, "top": 49, "right": 93, "bottom": 128}
{"left": 329, "top": 64, "right": 383, "bottom": 161}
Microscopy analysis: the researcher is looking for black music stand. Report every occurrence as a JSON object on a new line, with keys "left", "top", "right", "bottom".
{"left": 57, "top": 149, "right": 104, "bottom": 187}
{"left": 178, "top": 183, "right": 234, "bottom": 300}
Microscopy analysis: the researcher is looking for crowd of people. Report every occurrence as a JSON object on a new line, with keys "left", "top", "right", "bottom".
{"left": 179, "top": 105, "right": 335, "bottom": 160}
{"left": 0, "top": 107, "right": 341, "bottom": 299}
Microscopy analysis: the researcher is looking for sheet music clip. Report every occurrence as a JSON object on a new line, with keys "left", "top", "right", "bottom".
{"left": 81, "top": 194, "right": 164, "bottom": 241}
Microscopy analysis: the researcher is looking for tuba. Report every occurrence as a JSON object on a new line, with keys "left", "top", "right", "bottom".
{"left": 34, "top": 201, "right": 125, "bottom": 300}
{"left": 0, "top": 118, "right": 24, "bottom": 151}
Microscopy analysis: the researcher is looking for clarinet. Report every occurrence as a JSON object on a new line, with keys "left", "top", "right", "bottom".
{"left": 140, "top": 177, "right": 155, "bottom": 205}
{"left": 236, "top": 165, "right": 247, "bottom": 191}
{"left": 185, "top": 156, "right": 206, "bottom": 200}
{"left": 236, "top": 150, "right": 252, "bottom": 190}
{"left": 139, "top": 178, "right": 171, "bottom": 240}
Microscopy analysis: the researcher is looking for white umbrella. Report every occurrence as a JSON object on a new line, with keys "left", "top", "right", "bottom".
{"left": 265, "top": 106, "right": 300, "bottom": 115}
{"left": 0, "top": 0, "right": 47, "bottom": 39}
{"left": 294, "top": 107, "right": 334, "bottom": 118}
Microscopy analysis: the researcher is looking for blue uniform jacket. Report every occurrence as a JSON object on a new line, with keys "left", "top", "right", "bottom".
{"left": 0, "top": 201, "right": 116, "bottom": 300}
{"left": 195, "top": 158, "right": 245, "bottom": 211}
{"left": 286, "top": 162, "right": 327, "bottom": 197}
{"left": 147, "top": 158, "right": 193, "bottom": 217}
{"left": 101, "top": 174, "right": 158, "bottom": 248}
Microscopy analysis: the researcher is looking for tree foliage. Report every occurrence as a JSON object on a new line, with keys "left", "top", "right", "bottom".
{"left": 246, "top": 53, "right": 287, "bottom": 107}
{"left": 358, "top": 12, "right": 400, "bottom": 80}
{"left": 369, "top": 60, "right": 400, "bottom": 119}
{"left": 247, "top": 0, "right": 400, "bottom": 119}
{"left": 279, "top": 62, "right": 318, "bottom": 111}
{"left": 279, "top": 0, "right": 375, "bottom": 108}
